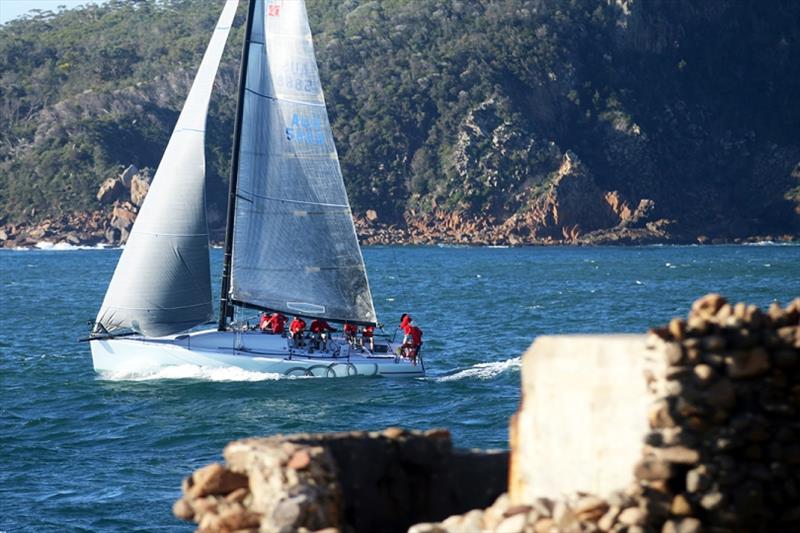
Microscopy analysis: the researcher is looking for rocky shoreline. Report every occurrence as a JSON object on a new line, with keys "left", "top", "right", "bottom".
{"left": 3, "top": 206, "right": 797, "bottom": 249}
{"left": 1, "top": 165, "right": 797, "bottom": 249}
{"left": 3, "top": 213, "right": 795, "bottom": 250}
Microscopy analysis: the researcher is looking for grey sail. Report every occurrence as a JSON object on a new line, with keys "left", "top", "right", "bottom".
{"left": 229, "top": 0, "right": 377, "bottom": 324}
{"left": 95, "top": 0, "right": 239, "bottom": 337}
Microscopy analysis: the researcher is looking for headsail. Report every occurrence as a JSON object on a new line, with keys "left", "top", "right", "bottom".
{"left": 95, "top": 0, "right": 239, "bottom": 337}
{"left": 227, "top": 0, "right": 377, "bottom": 325}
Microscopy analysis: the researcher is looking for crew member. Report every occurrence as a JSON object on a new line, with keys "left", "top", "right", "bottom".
{"left": 405, "top": 323, "right": 423, "bottom": 365}
{"left": 343, "top": 322, "right": 358, "bottom": 345}
{"left": 401, "top": 315, "right": 413, "bottom": 344}
{"left": 289, "top": 316, "right": 306, "bottom": 347}
{"left": 268, "top": 312, "right": 287, "bottom": 335}
{"left": 310, "top": 318, "right": 335, "bottom": 351}
{"left": 258, "top": 313, "right": 271, "bottom": 332}
{"left": 361, "top": 324, "right": 375, "bottom": 351}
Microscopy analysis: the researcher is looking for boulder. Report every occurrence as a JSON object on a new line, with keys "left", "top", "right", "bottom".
{"left": 110, "top": 205, "right": 137, "bottom": 232}
{"left": 186, "top": 463, "right": 248, "bottom": 499}
{"left": 130, "top": 171, "right": 152, "bottom": 206}
{"left": 119, "top": 164, "right": 138, "bottom": 188}
{"left": 96, "top": 177, "right": 123, "bottom": 204}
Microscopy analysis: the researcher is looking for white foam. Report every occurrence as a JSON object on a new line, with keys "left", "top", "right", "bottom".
{"left": 748, "top": 240, "right": 799, "bottom": 246}
{"left": 434, "top": 357, "right": 521, "bottom": 382}
{"left": 98, "top": 364, "right": 282, "bottom": 382}
{"left": 32, "top": 241, "right": 115, "bottom": 251}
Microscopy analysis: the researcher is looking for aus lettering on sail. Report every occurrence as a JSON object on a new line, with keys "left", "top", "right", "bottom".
{"left": 285, "top": 112, "right": 325, "bottom": 145}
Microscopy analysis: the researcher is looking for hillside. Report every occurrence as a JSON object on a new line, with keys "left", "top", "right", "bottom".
{"left": 1, "top": 0, "right": 799, "bottom": 245}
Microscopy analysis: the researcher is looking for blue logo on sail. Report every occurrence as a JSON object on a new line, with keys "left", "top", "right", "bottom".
{"left": 285, "top": 112, "right": 325, "bottom": 145}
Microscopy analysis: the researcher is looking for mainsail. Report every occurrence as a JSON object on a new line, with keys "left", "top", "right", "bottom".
{"left": 227, "top": 0, "right": 377, "bottom": 325}
{"left": 95, "top": 0, "right": 239, "bottom": 337}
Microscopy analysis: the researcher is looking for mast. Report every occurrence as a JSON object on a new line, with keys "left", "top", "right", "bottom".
{"left": 218, "top": 0, "right": 256, "bottom": 331}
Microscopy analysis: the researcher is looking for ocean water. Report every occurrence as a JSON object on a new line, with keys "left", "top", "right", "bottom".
{"left": 1, "top": 244, "right": 799, "bottom": 531}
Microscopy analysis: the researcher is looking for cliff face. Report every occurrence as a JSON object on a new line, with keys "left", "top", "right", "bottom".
{"left": 1, "top": 0, "right": 799, "bottom": 244}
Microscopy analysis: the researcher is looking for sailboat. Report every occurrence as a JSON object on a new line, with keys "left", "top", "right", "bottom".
{"left": 89, "top": 0, "right": 424, "bottom": 378}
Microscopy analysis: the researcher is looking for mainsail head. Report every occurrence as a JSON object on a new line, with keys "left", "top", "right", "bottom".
{"left": 95, "top": 0, "right": 239, "bottom": 337}
{"left": 227, "top": 0, "right": 377, "bottom": 325}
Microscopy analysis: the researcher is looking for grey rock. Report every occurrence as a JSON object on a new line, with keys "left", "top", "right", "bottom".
{"left": 119, "top": 164, "right": 138, "bottom": 188}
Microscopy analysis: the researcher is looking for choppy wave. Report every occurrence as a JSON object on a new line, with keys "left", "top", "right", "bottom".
{"left": 98, "top": 364, "right": 282, "bottom": 382}
{"left": 433, "top": 357, "right": 520, "bottom": 382}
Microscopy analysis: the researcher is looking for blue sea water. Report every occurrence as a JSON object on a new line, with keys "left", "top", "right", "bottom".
{"left": 1, "top": 244, "right": 799, "bottom": 531}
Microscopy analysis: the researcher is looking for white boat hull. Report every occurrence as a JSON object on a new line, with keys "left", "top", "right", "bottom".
{"left": 90, "top": 328, "right": 424, "bottom": 378}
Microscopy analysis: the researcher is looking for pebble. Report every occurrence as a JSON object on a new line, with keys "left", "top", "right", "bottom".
{"left": 670, "top": 494, "right": 692, "bottom": 516}
{"left": 617, "top": 507, "right": 644, "bottom": 526}
{"left": 692, "top": 364, "right": 714, "bottom": 384}
{"left": 662, "top": 517, "right": 702, "bottom": 533}
{"left": 533, "top": 518, "right": 554, "bottom": 533}
{"left": 496, "top": 512, "right": 527, "bottom": 533}
{"left": 597, "top": 505, "right": 621, "bottom": 531}
{"left": 287, "top": 449, "right": 311, "bottom": 470}
{"left": 669, "top": 318, "right": 687, "bottom": 340}
{"left": 172, "top": 498, "right": 193, "bottom": 520}
{"left": 574, "top": 495, "right": 608, "bottom": 521}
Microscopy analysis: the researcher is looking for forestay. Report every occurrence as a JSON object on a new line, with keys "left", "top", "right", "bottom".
{"left": 95, "top": 0, "right": 239, "bottom": 337}
{"left": 229, "top": 0, "right": 377, "bottom": 325}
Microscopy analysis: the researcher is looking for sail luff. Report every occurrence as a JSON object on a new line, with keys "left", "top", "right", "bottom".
{"left": 95, "top": 0, "right": 239, "bottom": 337}
{"left": 219, "top": 0, "right": 257, "bottom": 331}
{"left": 227, "top": 0, "right": 377, "bottom": 326}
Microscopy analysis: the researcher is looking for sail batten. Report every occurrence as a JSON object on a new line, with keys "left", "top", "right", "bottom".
{"left": 95, "top": 0, "right": 239, "bottom": 337}
{"left": 228, "top": 0, "right": 376, "bottom": 326}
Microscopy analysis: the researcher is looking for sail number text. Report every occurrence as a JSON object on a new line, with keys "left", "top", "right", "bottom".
{"left": 285, "top": 113, "right": 326, "bottom": 145}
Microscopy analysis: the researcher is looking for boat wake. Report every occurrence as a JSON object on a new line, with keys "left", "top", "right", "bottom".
{"left": 433, "top": 357, "right": 521, "bottom": 382}
{"left": 98, "top": 364, "right": 282, "bottom": 382}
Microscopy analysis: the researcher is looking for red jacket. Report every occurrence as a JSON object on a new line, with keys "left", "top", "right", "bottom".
{"left": 362, "top": 325, "right": 374, "bottom": 337}
{"left": 400, "top": 315, "right": 411, "bottom": 329}
{"left": 269, "top": 313, "right": 286, "bottom": 333}
{"left": 290, "top": 318, "right": 306, "bottom": 334}
{"left": 344, "top": 323, "right": 357, "bottom": 335}
{"left": 258, "top": 314, "right": 269, "bottom": 330}
{"left": 310, "top": 319, "right": 331, "bottom": 333}
{"left": 409, "top": 326, "right": 423, "bottom": 346}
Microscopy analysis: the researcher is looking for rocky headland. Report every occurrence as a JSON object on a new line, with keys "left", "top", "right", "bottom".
{"left": 1, "top": 162, "right": 796, "bottom": 249}
{"left": 175, "top": 294, "right": 800, "bottom": 532}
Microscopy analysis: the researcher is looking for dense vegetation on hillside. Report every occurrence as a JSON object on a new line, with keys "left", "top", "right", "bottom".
{"left": 1, "top": 0, "right": 799, "bottom": 239}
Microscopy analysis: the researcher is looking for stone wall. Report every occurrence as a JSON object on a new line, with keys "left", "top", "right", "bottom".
{"left": 414, "top": 294, "right": 800, "bottom": 533}
{"left": 174, "top": 428, "right": 507, "bottom": 532}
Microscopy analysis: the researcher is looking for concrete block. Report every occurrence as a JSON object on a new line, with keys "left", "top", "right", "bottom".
{"left": 510, "top": 334, "right": 662, "bottom": 503}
